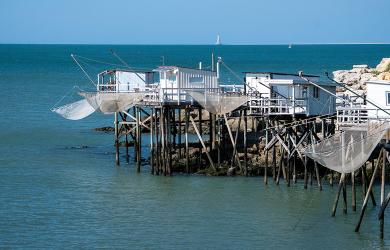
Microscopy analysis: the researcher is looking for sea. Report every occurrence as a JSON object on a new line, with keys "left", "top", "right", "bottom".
{"left": 1, "top": 44, "right": 390, "bottom": 249}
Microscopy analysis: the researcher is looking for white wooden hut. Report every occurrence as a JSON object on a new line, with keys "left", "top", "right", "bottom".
{"left": 154, "top": 66, "right": 219, "bottom": 103}
{"left": 245, "top": 72, "right": 336, "bottom": 116}
{"left": 365, "top": 80, "right": 390, "bottom": 118}
{"left": 97, "top": 69, "right": 155, "bottom": 93}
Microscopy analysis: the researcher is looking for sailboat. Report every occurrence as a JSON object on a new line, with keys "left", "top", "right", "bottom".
{"left": 288, "top": 44, "right": 292, "bottom": 49}
{"left": 216, "top": 35, "right": 221, "bottom": 45}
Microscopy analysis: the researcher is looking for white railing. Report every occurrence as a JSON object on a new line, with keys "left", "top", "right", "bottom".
{"left": 249, "top": 97, "right": 307, "bottom": 115}
{"left": 159, "top": 87, "right": 221, "bottom": 104}
{"left": 337, "top": 106, "right": 390, "bottom": 126}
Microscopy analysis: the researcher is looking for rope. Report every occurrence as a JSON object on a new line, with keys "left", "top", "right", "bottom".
{"left": 71, "top": 54, "right": 97, "bottom": 87}
{"left": 50, "top": 85, "right": 83, "bottom": 111}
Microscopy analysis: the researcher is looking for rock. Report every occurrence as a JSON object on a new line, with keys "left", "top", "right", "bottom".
{"left": 360, "top": 73, "right": 376, "bottom": 84}
{"left": 227, "top": 167, "right": 236, "bottom": 176}
{"left": 376, "top": 58, "right": 390, "bottom": 72}
{"left": 94, "top": 126, "right": 115, "bottom": 132}
{"left": 333, "top": 70, "right": 349, "bottom": 83}
{"left": 379, "top": 72, "right": 390, "bottom": 80}
{"left": 333, "top": 58, "right": 390, "bottom": 95}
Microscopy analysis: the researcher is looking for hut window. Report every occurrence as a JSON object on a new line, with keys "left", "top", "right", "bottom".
{"left": 166, "top": 72, "right": 176, "bottom": 81}
{"left": 189, "top": 76, "right": 204, "bottom": 84}
{"left": 386, "top": 92, "right": 390, "bottom": 105}
{"left": 313, "top": 86, "right": 319, "bottom": 98}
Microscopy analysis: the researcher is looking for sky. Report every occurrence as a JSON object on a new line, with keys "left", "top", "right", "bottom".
{"left": 0, "top": 0, "right": 389, "bottom": 45}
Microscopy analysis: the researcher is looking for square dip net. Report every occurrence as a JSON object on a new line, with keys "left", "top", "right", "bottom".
{"left": 303, "top": 121, "right": 390, "bottom": 174}
{"left": 52, "top": 92, "right": 145, "bottom": 120}
{"left": 187, "top": 90, "right": 251, "bottom": 115}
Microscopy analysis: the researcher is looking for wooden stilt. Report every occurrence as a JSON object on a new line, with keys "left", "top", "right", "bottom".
{"left": 178, "top": 108, "right": 182, "bottom": 158}
{"left": 115, "top": 112, "right": 120, "bottom": 166}
{"left": 380, "top": 149, "right": 386, "bottom": 239}
{"left": 185, "top": 107, "right": 189, "bottom": 174}
{"left": 198, "top": 108, "right": 202, "bottom": 168}
{"left": 190, "top": 116, "right": 215, "bottom": 171}
{"left": 342, "top": 174, "right": 347, "bottom": 214}
{"left": 244, "top": 108, "right": 248, "bottom": 176}
{"left": 224, "top": 114, "right": 242, "bottom": 171}
{"left": 167, "top": 107, "right": 172, "bottom": 175}
{"left": 150, "top": 107, "right": 154, "bottom": 174}
{"left": 355, "top": 148, "right": 383, "bottom": 232}
{"left": 304, "top": 156, "right": 308, "bottom": 189}
{"left": 352, "top": 171, "right": 356, "bottom": 211}
{"left": 136, "top": 107, "right": 141, "bottom": 172}
{"left": 230, "top": 110, "right": 242, "bottom": 170}
{"left": 332, "top": 173, "right": 345, "bottom": 217}
{"left": 363, "top": 166, "right": 377, "bottom": 206}
{"left": 125, "top": 133, "right": 129, "bottom": 164}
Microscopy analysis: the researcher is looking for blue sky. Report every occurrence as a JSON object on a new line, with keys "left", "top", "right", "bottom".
{"left": 0, "top": 0, "right": 389, "bottom": 44}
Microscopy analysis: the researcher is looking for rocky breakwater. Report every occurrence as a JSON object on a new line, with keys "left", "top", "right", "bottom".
{"left": 333, "top": 58, "right": 390, "bottom": 93}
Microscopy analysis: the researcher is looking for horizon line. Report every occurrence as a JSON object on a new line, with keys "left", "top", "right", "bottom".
{"left": 1, "top": 42, "right": 390, "bottom": 46}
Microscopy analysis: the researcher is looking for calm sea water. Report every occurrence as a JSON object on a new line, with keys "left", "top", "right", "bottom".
{"left": 1, "top": 44, "right": 390, "bottom": 249}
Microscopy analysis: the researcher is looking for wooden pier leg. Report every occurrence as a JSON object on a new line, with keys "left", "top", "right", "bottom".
{"left": 264, "top": 149, "right": 268, "bottom": 185}
{"left": 224, "top": 114, "right": 242, "bottom": 172}
{"left": 276, "top": 146, "right": 285, "bottom": 185}
{"left": 287, "top": 134, "right": 291, "bottom": 187}
{"left": 380, "top": 149, "right": 386, "bottom": 239}
{"left": 150, "top": 107, "right": 154, "bottom": 174}
{"left": 198, "top": 108, "right": 202, "bottom": 168}
{"left": 244, "top": 108, "right": 248, "bottom": 176}
{"left": 190, "top": 116, "right": 215, "bottom": 171}
{"left": 272, "top": 138, "right": 276, "bottom": 181}
{"left": 304, "top": 156, "right": 308, "bottom": 189}
{"left": 343, "top": 174, "right": 347, "bottom": 214}
{"left": 332, "top": 173, "right": 345, "bottom": 217}
{"left": 178, "top": 108, "right": 182, "bottom": 158}
{"left": 363, "top": 165, "right": 377, "bottom": 206}
{"left": 352, "top": 171, "right": 356, "bottom": 211}
{"left": 185, "top": 107, "right": 189, "bottom": 174}
{"left": 167, "top": 107, "right": 172, "bottom": 175}
{"left": 210, "top": 113, "right": 216, "bottom": 151}
{"left": 115, "top": 112, "right": 120, "bottom": 166}
{"left": 355, "top": 148, "right": 382, "bottom": 232}
{"left": 362, "top": 164, "right": 366, "bottom": 197}
{"left": 136, "top": 107, "right": 141, "bottom": 172}
{"left": 133, "top": 107, "right": 137, "bottom": 162}
{"left": 161, "top": 107, "right": 166, "bottom": 175}
{"left": 230, "top": 111, "right": 242, "bottom": 171}
{"left": 125, "top": 133, "right": 129, "bottom": 164}
{"left": 217, "top": 116, "right": 221, "bottom": 167}
{"left": 155, "top": 108, "right": 160, "bottom": 175}
{"left": 315, "top": 162, "right": 322, "bottom": 191}
{"left": 330, "top": 171, "right": 334, "bottom": 187}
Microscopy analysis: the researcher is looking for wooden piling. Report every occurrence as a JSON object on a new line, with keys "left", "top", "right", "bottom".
{"left": 352, "top": 171, "right": 356, "bottom": 212}
{"left": 114, "top": 112, "right": 120, "bottom": 166}
{"left": 380, "top": 148, "right": 386, "bottom": 238}
{"left": 185, "top": 107, "right": 189, "bottom": 174}
{"left": 355, "top": 148, "right": 382, "bottom": 232}
{"left": 332, "top": 173, "right": 345, "bottom": 217}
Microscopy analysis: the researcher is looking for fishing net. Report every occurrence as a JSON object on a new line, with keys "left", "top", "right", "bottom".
{"left": 303, "top": 122, "right": 390, "bottom": 174}
{"left": 52, "top": 99, "right": 96, "bottom": 120}
{"left": 52, "top": 92, "right": 145, "bottom": 120}
{"left": 79, "top": 92, "right": 145, "bottom": 114}
{"left": 187, "top": 91, "right": 251, "bottom": 115}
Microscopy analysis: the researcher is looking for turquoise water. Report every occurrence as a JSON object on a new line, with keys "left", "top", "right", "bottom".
{"left": 1, "top": 44, "right": 390, "bottom": 249}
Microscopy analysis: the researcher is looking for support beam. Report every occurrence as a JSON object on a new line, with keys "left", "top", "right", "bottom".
{"left": 190, "top": 116, "right": 215, "bottom": 171}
